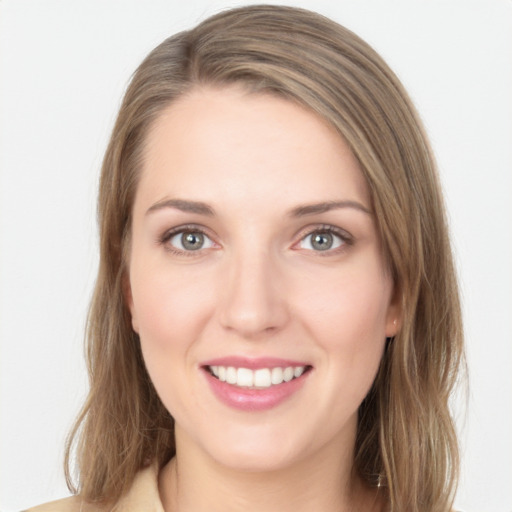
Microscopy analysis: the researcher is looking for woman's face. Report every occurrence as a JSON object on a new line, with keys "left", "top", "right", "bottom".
{"left": 127, "top": 86, "right": 399, "bottom": 471}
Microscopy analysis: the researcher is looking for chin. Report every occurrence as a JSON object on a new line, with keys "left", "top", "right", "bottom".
{"left": 195, "top": 423, "right": 316, "bottom": 474}
{"left": 212, "top": 446, "right": 302, "bottom": 473}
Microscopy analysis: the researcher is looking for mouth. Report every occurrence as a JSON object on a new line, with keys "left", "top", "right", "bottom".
{"left": 204, "top": 365, "right": 312, "bottom": 389}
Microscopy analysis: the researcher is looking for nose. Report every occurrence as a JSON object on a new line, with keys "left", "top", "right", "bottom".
{"left": 218, "top": 249, "right": 289, "bottom": 339}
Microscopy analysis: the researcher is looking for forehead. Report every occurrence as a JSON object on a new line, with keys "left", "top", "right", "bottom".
{"left": 136, "top": 86, "right": 369, "bottom": 213}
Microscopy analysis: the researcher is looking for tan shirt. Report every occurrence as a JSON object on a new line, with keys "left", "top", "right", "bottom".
{"left": 24, "top": 466, "right": 464, "bottom": 512}
{"left": 25, "top": 465, "right": 163, "bottom": 512}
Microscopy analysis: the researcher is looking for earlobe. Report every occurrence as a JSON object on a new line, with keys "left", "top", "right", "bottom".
{"left": 122, "top": 272, "right": 139, "bottom": 333}
{"left": 385, "top": 285, "right": 403, "bottom": 338}
{"left": 386, "top": 317, "right": 400, "bottom": 338}
{"left": 130, "top": 304, "right": 139, "bottom": 334}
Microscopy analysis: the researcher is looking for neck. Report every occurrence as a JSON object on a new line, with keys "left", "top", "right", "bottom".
{"left": 158, "top": 426, "right": 383, "bottom": 512}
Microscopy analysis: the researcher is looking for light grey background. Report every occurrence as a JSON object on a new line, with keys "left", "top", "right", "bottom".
{"left": 1, "top": 1, "right": 511, "bottom": 511}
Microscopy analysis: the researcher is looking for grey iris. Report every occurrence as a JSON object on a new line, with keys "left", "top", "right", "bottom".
{"left": 182, "top": 232, "right": 204, "bottom": 250}
{"left": 311, "top": 232, "right": 333, "bottom": 251}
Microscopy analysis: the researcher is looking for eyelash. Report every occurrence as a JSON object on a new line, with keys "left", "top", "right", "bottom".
{"left": 158, "top": 224, "right": 353, "bottom": 256}
{"left": 158, "top": 224, "right": 215, "bottom": 256}
{"left": 294, "top": 225, "right": 353, "bottom": 255}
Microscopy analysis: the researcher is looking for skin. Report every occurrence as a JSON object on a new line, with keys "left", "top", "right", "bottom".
{"left": 126, "top": 86, "right": 399, "bottom": 512}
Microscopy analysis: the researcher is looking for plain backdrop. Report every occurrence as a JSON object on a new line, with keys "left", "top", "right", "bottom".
{"left": 1, "top": 1, "right": 511, "bottom": 511}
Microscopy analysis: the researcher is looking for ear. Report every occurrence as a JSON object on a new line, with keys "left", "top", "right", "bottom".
{"left": 122, "top": 271, "right": 139, "bottom": 333}
{"left": 385, "top": 282, "right": 403, "bottom": 338}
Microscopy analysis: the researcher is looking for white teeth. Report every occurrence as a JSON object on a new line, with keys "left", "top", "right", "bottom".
{"left": 254, "top": 368, "right": 271, "bottom": 388}
{"left": 209, "top": 365, "right": 307, "bottom": 388}
{"left": 226, "top": 366, "right": 237, "bottom": 384}
{"left": 237, "top": 368, "right": 254, "bottom": 387}
{"left": 283, "top": 367, "right": 294, "bottom": 382}
{"left": 271, "top": 367, "right": 283, "bottom": 385}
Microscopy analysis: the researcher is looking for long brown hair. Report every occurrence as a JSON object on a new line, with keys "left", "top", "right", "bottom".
{"left": 65, "top": 6, "right": 464, "bottom": 511}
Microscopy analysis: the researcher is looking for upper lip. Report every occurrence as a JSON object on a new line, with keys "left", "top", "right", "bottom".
{"left": 201, "top": 356, "right": 311, "bottom": 370}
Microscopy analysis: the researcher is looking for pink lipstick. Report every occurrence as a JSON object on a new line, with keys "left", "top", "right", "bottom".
{"left": 201, "top": 357, "right": 312, "bottom": 411}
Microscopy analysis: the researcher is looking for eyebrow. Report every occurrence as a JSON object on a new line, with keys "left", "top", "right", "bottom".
{"left": 145, "top": 198, "right": 372, "bottom": 217}
{"left": 146, "top": 198, "right": 215, "bottom": 216}
{"left": 288, "top": 200, "right": 372, "bottom": 217}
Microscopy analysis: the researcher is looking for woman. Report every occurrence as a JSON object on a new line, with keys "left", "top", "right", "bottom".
{"left": 28, "top": 5, "right": 463, "bottom": 512}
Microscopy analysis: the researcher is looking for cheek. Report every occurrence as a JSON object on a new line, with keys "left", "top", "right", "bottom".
{"left": 130, "top": 264, "right": 211, "bottom": 348}
{"left": 130, "top": 268, "right": 211, "bottom": 413}
{"left": 295, "top": 265, "right": 391, "bottom": 384}
{"left": 300, "top": 269, "right": 390, "bottom": 341}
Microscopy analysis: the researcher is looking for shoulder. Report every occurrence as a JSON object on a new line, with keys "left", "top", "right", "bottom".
{"left": 23, "top": 495, "right": 107, "bottom": 512}
{"left": 24, "top": 463, "right": 162, "bottom": 512}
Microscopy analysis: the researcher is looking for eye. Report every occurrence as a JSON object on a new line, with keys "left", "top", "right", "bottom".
{"left": 166, "top": 230, "right": 215, "bottom": 252}
{"left": 298, "top": 228, "right": 347, "bottom": 252}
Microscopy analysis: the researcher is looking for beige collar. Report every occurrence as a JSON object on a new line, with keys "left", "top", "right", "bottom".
{"left": 26, "top": 464, "right": 164, "bottom": 512}
{"left": 110, "top": 464, "right": 164, "bottom": 512}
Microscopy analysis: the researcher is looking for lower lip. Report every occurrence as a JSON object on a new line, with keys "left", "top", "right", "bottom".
{"left": 203, "top": 369, "right": 310, "bottom": 412}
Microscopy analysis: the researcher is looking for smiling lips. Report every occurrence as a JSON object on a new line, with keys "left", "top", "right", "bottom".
{"left": 208, "top": 365, "right": 307, "bottom": 388}
{"left": 202, "top": 359, "right": 312, "bottom": 411}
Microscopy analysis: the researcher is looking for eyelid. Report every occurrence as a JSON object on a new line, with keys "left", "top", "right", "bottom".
{"left": 158, "top": 224, "right": 219, "bottom": 255}
{"left": 292, "top": 224, "right": 354, "bottom": 253}
{"left": 157, "top": 223, "right": 353, "bottom": 256}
